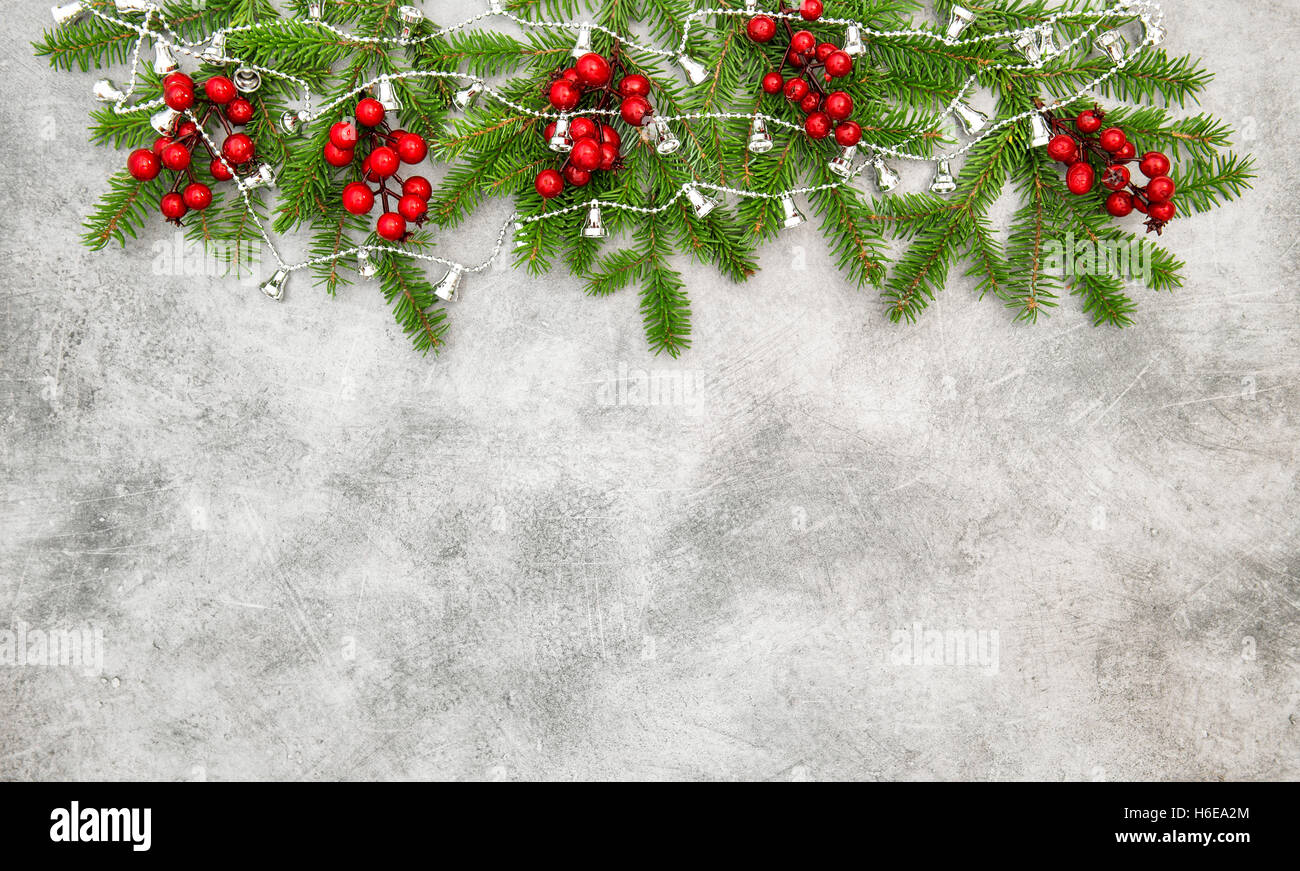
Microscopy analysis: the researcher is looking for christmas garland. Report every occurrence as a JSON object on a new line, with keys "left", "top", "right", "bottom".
{"left": 36, "top": 0, "right": 1253, "bottom": 356}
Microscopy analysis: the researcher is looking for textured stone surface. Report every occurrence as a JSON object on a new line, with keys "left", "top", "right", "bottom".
{"left": 1, "top": 1, "right": 1296, "bottom": 781}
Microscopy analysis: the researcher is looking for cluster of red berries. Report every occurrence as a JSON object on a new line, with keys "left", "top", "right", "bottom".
{"left": 125, "top": 72, "right": 258, "bottom": 223}
{"left": 534, "top": 50, "right": 634, "bottom": 200}
{"left": 324, "top": 98, "right": 432, "bottom": 242}
{"left": 1045, "top": 107, "right": 1177, "bottom": 233}
{"left": 746, "top": 2, "right": 861, "bottom": 146}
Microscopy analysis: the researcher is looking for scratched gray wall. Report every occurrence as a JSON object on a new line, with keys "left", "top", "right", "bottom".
{"left": 2, "top": 0, "right": 1296, "bottom": 781}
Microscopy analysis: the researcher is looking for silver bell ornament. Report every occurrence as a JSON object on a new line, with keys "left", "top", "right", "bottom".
{"left": 453, "top": 79, "right": 485, "bottom": 112}
{"left": 1028, "top": 112, "right": 1052, "bottom": 149}
{"left": 929, "top": 159, "right": 958, "bottom": 194}
{"left": 570, "top": 25, "right": 593, "bottom": 60}
{"left": 375, "top": 79, "right": 402, "bottom": 113}
{"left": 828, "top": 145, "right": 859, "bottom": 179}
{"left": 747, "top": 116, "right": 774, "bottom": 154}
{"left": 779, "top": 194, "right": 806, "bottom": 230}
{"left": 51, "top": 2, "right": 88, "bottom": 26}
{"left": 581, "top": 204, "right": 608, "bottom": 239}
{"left": 233, "top": 67, "right": 262, "bottom": 94}
{"left": 685, "top": 185, "right": 720, "bottom": 219}
{"left": 260, "top": 268, "right": 288, "bottom": 301}
{"left": 872, "top": 154, "right": 901, "bottom": 193}
{"left": 356, "top": 248, "right": 377, "bottom": 279}
{"left": 398, "top": 5, "right": 424, "bottom": 41}
{"left": 549, "top": 116, "right": 574, "bottom": 153}
{"left": 677, "top": 53, "right": 710, "bottom": 86}
{"left": 434, "top": 266, "right": 464, "bottom": 302}
{"left": 1095, "top": 29, "right": 1128, "bottom": 64}
{"left": 93, "top": 79, "right": 126, "bottom": 103}
{"left": 945, "top": 5, "right": 975, "bottom": 41}
{"left": 152, "top": 42, "right": 179, "bottom": 76}
{"left": 953, "top": 101, "right": 990, "bottom": 136}
{"left": 653, "top": 118, "right": 681, "bottom": 155}
{"left": 843, "top": 25, "right": 866, "bottom": 57}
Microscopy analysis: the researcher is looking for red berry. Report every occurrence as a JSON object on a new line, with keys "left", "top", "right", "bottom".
{"left": 398, "top": 194, "right": 427, "bottom": 222}
{"left": 176, "top": 121, "right": 197, "bottom": 140}
{"left": 204, "top": 76, "right": 235, "bottom": 105}
{"left": 182, "top": 182, "right": 212, "bottom": 211}
{"left": 746, "top": 15, "right": 777, "bottom": 43}
{"left": 403, "top": 176, "right": 432, "bottom": 201}
{"left": 368, "top": 146, "right": 399, "bottom": 178}
{"left": 834, "top": 120, "right": 862, "bottom": 147}
{"left": 1148, "top": 200, "right": 1176, "bottom": 222}
{"left": 784, "top": 78, "right": 809, "bottom": 102}
{"left": 824, "top": 50, "right": 853, "bottom": 78}
{"left": 1098, "top": 127, "right": 1127, "bottom": 153}
{"left": 801, "top": 0, "right": 824, "bottom": 20}
{"left": 160, "top": 192, "right": 187, "bottom": 220}
{"left": 599, "top": 124, "right": 621, "bottom": 149}
{"left": 342, "top": 182, "right": 375, "bottom": 215}
{"left": 356, "top": 98, "right": 386, "bottom": 127}
{"left": 620, "top": 96, "right": 652, "bottom": 127}
{"left": 574, "top": 52, "right": 611, "bottom": 88}
{"left": 824, "top": 91, "right": 853, "bottom": 121}
{"left": 619, "top": 74, "right": 650, "bottom": 98}
{"left": 161, "top": 142, "right": 191, "bottom": 171}
{"left": 815, "top": 42, "right": 837, "bottom": 63}
{"left": 153, "top": 136, "right": 172, "bottom": 155}
{"left": 569, "top": 117, "right": 597, "bottom": 141}
{"left": 163, "top": 72, "right": 193, "bottom": 90}
{"left": 791, "top": 30, "right": 816, "bottom": 54}
{"left": 1047, "top": 134, "right": 1077, "bottom": 163}
{"left": 329, "top": 121, "right": 357, "bottom": 150}
{"left": 799, "top": 92, "right": 822, "bottom": 114}
{"left": 543, "top": 121, "right": 556, "bottom": 141}
{"left": 226, "top": 98, "right": 254, "bottom": 125}
{"left": 1115, "top": 142, "right": 1137, "bottom": 161}
{"left": 1139, "top": 151, "right": 1171, "bottom": 179}
{"left": 570, "top": 137, "right": 602, "bottom": 172}
{"left": 1103, "top": 164, "right": 1131, "bottom": 191}
{"left": 1105, "top": 191, "right": 1134, "bottom": 217}
{"left": 376, "top": 212, "right": 406, "bottom": 241}
{"left": 1066, "top": 161, "right": 1095, "bottom": 195}
{"left": 535, "top": 168, "right": 564, "bottom": 199}
{"left": 548, "top": 80, "right": 581, "bottom": 111}
{"left": 164, "top": 84, "right": 195, "bottom": 112}
{"left": 762, "top": 72, "right": 784, "bottom": 94}
{"left": 1145, "top": 175, "right": 1175, "bottom": 203}
{"left": 1133, "top": 196, "right": 1149, "bottom": 215}
{"left": 599, "top": 141, "right": 619, "bottom": 170}
{"left": 786, "top": 49, "right": 806, "bottom": 68}
{"left": 127, "top": 149, "right": 160, "bottom": 181}
{"left": 222, "top": 132, "right": 255, "bottom": 165}
{"left": 563, "top": 164, "right": 591, "bottom": 187}
{"left": 396, "top": 132, "right": 428, "bottom": 164}
{"left": 1076, "top": 110, "right": 1103, "bottom": 134}
{"left": 323, "top": 142, "right": 354, "bottom": 167}
{"left": 209, "top": 158, "right": 234, "bottom": 181}
{"left": 805, "top": 111, "right": 832, "bottom": 139}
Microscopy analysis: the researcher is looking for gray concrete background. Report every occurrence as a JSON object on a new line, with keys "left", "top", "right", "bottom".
{"left": 1, "top": 0, "right": 1296, "bottom": 781}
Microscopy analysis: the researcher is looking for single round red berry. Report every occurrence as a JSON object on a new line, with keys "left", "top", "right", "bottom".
{"left": 805, "top": 111, "right": 832, "bottom": 140}
{"left": 403, "top": 176, "right": 432, "bottom": 201}
{"left": 329, "top": 121, "right": 357, "bottom": 150}
{"left": 799, "top": 92, "right": 822, "bottom": 114}
{"left": 323, "top": 142, "right": 353, "bottom": 167}
{"left": 1139, "top": 151, "right": 1171, "bottom": 179}
{"left": 368, "top": 146, "right": 400, "bottom": 178}
{"left": 222, "top": 133, "right": 255, "bottom": 165}
{"left": 160, "top": 192, "right": 187, "bottom": 220}
{"left": 835, "top": 121, "right": 862, "bottom": 147}
{"left": 1115, "top": 142, "right": 1137, "bottom": 161}
{"left": 396, "top": 132, "right": 428, "bottom": 164}
{"left": 1098, "top": 127, "right": 1127, "bottom": 153}
{"left": 549, "top": 80, "right": 581, "bottom": 111}
{"left": 163, "top": 72, "right": 193, "bottom": 91}
{"left": 620, "top": 96, "right": 652, "bottom": 127}
{"left": 183, "top": 182, "right": 212, "bottom": 211}
{"left": 746, "top": 15, "right": 777, "bottom": 43}
{"left": 153, "top": 136, "right": 172, "bottom": 155}
{"left": 376, "top": 212, "right": 406, "bottom": 241}
{"left": 570, "top": 137, "right": 602, "bottom": 172}
{"left": 561, "top": 68, "right": 580, "bottom": 84}
{"left": 161, "top": 142, "right": 192, "bottom": 171}
{"left": 164, "top": 84, "right": 194, "bottom": 112}
{"left": 569, "top": 117, "right": 597, "bottom": 141}
{"left": 1148, "top": 200, "right": 1176, "bottom": 222}
{"left": 226, "top": 98, "right": 254, "bottom": 125}
{"left": 543, "top": 121, "right": 556, "bottom": 141}
{"left": 824, "top": 50, "right": 853, "bottom": 78}
{"left": 1047, "top": 134, "right": 1077, "bottom": 163}
{"left": 801, "top": 0, "right": 824, "bottom": 20}
{"left": 1133, "top": 196, "right": 1149, "bottom": 215}
{"left": 1066, "top": 161, "right": 1095, "bottom": 195}
{"left": 791, "top": 30, "right": 816, "bottom": 54}
{"left": 398, "top": 194, "right": 427, "bottom": 222}
{"left": 204, "top": 76, "right": 235, "bottom": 105}
{"left": 1105, "top": 191, "right": 1134, "bottom": 217}
{"left": 209, "top": 158, "right": 234, "bottom": 181}
{"left": 787, "top": 49, "right": 806, "bottom": 67}
{"left": 1103, "top": 164, "right": 1131, "bottom": 191}
{"left": 176, "top": 121, "right": 197, "bottom": 140}
{"left": 599, "top": 141, "right": 619, "bottom": 170}
{"left": 619, "top": 75, "right": 650, "bottom": 98}
{"left": 815, "top": 42, "right": 837, "bottom": 63}
{"left": 342, "top": 182, "right": 374, "bottom": 215}
{"left": 824, "top": 91, "right": 853, "bottom": 121}
{"left": 1145, "top": 175, "right": 1175, "bottom": 203}
{"left": 535, "top": 168, "right": 564, "bottom": 199}
{"left": 355, "top": 98, "right": 386, "bottom": 127}
{"left": 563, "top": 164, "right": 591, "bottom": 187}
{"left": 574, "top": 52, "right": 611, "bottom": 88}
{"left": 762, "top": 72, "right": 784, "bottom": 94}
{"left": 599, "top": 124, "right": 621, "bottom": 149}
{"left": 1076, "top": 110, "right": 1103, "bottom": 134}
{"left": 127, "top": 149, "right": 160, "bottom": 181}
{"left": 784, "top": 78, "right": 809, "bottom": 102}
